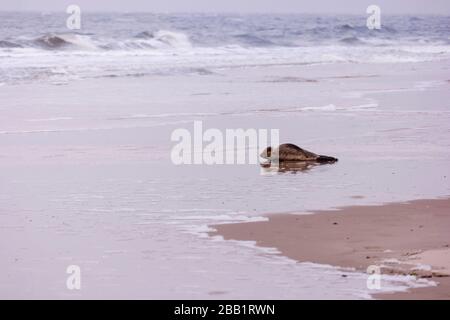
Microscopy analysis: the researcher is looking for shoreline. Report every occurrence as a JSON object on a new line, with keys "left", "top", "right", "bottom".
{"left": 210, "top": 197, "right": 450, "bottom": 299}
{"left": 2, "top": 57, "right": 450, "bottom": 298}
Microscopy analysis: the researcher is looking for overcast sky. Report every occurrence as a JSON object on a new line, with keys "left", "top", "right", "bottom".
{"left": 1, "top": 0, "right": 450, "bottom": 14}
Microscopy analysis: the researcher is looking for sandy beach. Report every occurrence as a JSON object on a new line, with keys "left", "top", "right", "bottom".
{"left": 1, "top": 59, "right": 450, "bottom": 299}
{"left": 1, "top": 10, "right": 450, "bottom": 299}
{"left": 212, "top": 197, "right": 450, "bottom": 299}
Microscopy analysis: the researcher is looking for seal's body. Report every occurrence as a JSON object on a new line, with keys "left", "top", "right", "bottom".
{"left": 260, "top": 143, "right": 338, "bottom": 163}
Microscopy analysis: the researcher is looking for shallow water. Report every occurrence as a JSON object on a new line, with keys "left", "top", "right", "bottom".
{"left": 1, "top": 13, "right": 450, "bottom": 299}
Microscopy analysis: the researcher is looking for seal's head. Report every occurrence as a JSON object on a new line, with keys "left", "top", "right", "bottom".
{"left": 260, "top": 146, "right": 272, "bottom": 159}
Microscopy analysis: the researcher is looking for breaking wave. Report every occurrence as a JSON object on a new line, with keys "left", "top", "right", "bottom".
{"left": 34, "top": 33, "right": 99, "bottom": 50}
{"left": 0, "top": 40, "right": 22, "bottom": 48}
{"left": 339, "top": 36, "right": 366, "bottom": 45}
{"left": 4, "top": 30, "right": 193, "bottom": 51}
{"left": 115, "top": 30, "right": 193, "bottom": 50}
{"left": 233, "top": 34, "right": 276, "bottom": 47}
{"left": 1, "top": 13, "right": 449, "bottom": 85}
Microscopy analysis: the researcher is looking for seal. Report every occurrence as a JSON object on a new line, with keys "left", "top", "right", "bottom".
{"left": 260, "top": 143, "right": 338, "bottom": 163}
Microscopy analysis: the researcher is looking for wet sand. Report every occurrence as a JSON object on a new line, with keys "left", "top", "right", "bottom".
{"left": 2, "top": 59, "right": 450, "bottom": 298}
{"left": 211, "top": 198, "right": 450, "bottom": 299}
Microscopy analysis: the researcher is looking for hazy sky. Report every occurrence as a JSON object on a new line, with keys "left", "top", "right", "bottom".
{"left": 1, "top": 0, "right": 450, "bottom": 14}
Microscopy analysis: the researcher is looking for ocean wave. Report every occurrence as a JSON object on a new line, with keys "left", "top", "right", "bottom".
{"left": 66, "top": 30, "right": 189, "bottom": 51}
{"left": 0, "top": 40, "right": 22, "bottom": 48}
{"left": 339, "top": 36, "right": 366, "bottom": 45}
{"left": 233, "top": 34, "right": 275, "bottom": 47}
{"left": 0, "top": 23, "right": 445, "bottom": 54}
{"left": 1, "top": 14, "right": 450, "bottom": 85}
{"left": 34, "top": 33, "right": 99, "bottom": 50}
{"left": 336, "top": 23, "right": 397, "bottom": 34}
{"left": 2, "top": 30, "right": 192, "bottom": 52}
{"left": 130, "top": 30, "right": 192, "bottom": 49}
{"left": 336, "top": 24, "right": 371, "bottom": 34}
{"left": 337, "top": 23, "right": 356, "bottom": 31}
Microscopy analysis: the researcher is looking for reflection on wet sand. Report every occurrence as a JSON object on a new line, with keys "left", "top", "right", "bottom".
{"left": 259, "top": 161, "right": 331, "bottom": 173}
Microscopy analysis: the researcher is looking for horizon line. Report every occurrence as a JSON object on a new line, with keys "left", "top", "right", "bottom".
{"left": 0, "top": 9, "right": 449, "bottom": 16}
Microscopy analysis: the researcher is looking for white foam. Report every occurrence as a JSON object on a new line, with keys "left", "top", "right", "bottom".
{"left": 411, "top": 264, "right": 433, "bottom": 271}
{"left": 301, "top": 103, "right": 378, "bottom": 112}
{"left": 113, "top": 112, "right": 217, "bottom": 120}
{"left": 26, "top": 117, "right": 73, "bottom": 122}
{"left": 2, "top": 44, "right": 450, "bottom": 85}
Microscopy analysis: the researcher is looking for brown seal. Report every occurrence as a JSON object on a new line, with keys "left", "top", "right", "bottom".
{"left": 260, "top": 143, "right": 338, "bottom": 163}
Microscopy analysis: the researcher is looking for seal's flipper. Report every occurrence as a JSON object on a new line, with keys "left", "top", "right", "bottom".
{"left": 316, "top": 155, "right": 338, "bottom": 163}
